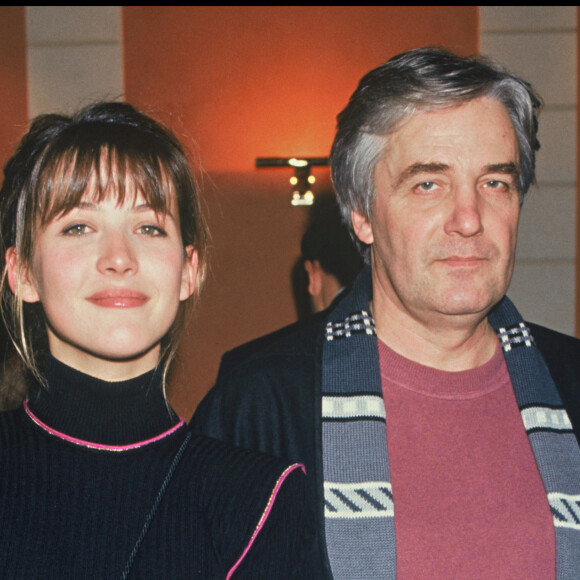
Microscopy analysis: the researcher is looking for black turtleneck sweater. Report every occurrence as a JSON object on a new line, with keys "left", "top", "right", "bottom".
{"left": 0, "top": 356, "right": 309, "bottom": 579}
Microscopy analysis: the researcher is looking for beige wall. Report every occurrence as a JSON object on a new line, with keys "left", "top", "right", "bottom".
{"left": 26, "top": 6, "right": 123, "bottom": 117}
{"left": 481, "top": 6, "right": 578, "bottom": 336}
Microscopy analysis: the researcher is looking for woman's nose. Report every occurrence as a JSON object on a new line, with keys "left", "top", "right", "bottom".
{"left": 96, "top": 232, "right": 138, "bottom": 275}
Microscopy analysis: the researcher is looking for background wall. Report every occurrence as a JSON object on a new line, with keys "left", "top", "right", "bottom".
{"left": 0, "top": 6, "right": 577, "bottom": 420}
{"left": 0, "top": 7, "right": 28, "bottom": 169}
{"left": 480, "top": 6, "right": 578, "bottom": 337}
{"left": 26, "top": 6, "right": 123, "bottom": 120}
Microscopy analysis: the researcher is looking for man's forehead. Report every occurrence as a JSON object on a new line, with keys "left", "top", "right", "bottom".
{"left": 387, "top": 97, "right": 514, "bottom": 138}
{"left": 380, "top": 98, "right": 518, "bottom": 170}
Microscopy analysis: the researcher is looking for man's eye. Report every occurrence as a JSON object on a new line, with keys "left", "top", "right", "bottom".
{"left": 415, "top": 181, "right": 438, "bottom": 193}
{"left": 484, "top": 179, "right": 512, "bottom": 192}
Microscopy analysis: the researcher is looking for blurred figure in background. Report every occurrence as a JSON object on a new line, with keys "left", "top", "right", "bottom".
{"left": 301, "top": 198, "right": 363, "bottom": 314}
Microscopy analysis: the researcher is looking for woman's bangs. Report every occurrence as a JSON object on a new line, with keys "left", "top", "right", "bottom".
{"left": 37, "top": 149, "right": 94, "bottom": 225}
{"left": 38, "top": 146, "right": 173, "bottom": 223}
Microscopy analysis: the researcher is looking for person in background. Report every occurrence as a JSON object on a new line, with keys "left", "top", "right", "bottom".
{"left": 192, "top": 47, "right": 580, "bottom": 579}
{"left": 0, "top": 101, "right": 309, "bottom": 579}
{"left": 300, "top": 199, "right": 363, "bottom": 314}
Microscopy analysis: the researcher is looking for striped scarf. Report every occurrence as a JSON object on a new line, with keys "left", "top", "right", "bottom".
{"left": 322, "top": 267, "right": 580, "bottom": 578}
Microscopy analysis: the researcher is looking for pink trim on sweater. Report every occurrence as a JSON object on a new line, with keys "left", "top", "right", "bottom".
{"left": 23, "top": 400, "right": 185, "bottom": 451}
{"left": 226, "top": 462, "right": 306, "bottom": 579}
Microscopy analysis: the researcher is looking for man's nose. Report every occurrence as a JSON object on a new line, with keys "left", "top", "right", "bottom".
{"left": 443, "top": 187, "right": 484, "bottom": 238}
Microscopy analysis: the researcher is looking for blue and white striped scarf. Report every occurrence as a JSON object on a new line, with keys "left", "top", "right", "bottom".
{"left": 322, "top": 267, "right": 580, "bottom": 578}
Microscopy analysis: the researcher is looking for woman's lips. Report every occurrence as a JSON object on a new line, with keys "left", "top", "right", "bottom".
{"left": 86, "top": 289, "right": 149, "bottom": 308}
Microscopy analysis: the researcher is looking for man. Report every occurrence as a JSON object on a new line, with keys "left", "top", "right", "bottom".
{"left": 301, "top": 201, "right": 363, "bottom": 314}
{"left": 192, "top": 48, "right": 580, "bottom": 578}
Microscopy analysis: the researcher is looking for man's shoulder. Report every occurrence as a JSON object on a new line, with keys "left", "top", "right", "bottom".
{"left": 192, "top": 314, "right": 325, "bottom": 465}
{"left": 218, "top": 310, "right": 328, "bottom": 378}
{"left": 529, "top": 321, "right": 580, "bottom": 359}
{"left": 528, "top": 322, "right": 580, "bottom": 429}
{"left": 528, "top": 321, "right": 580, "bottom": 383}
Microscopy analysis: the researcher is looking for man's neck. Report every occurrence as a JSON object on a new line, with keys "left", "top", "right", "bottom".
{"left": 371, "top": 296, "right": 499, "bottom": 372}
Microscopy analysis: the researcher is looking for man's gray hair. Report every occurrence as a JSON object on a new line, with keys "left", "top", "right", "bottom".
{"left": 330, "top": 46, "right": 543, "bottom": 259}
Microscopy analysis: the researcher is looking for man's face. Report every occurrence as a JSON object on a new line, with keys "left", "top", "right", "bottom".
{"left": 352, "top": 97, "right": 521, "bottom": 329}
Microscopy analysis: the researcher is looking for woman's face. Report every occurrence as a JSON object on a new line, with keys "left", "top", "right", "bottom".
{"left": 9, "top": 181, "right": 198, "bottom": 381}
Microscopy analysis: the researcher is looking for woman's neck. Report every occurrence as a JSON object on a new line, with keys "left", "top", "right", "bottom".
{"left": 26, "top": 354, "right": 180, "bottom": 446}
{"left": 47, "top": 336, "right": 161, "bottom": 382}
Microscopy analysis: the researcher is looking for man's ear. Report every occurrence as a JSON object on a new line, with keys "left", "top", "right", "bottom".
{"left": 5, "top": 247, "right": 40, "bottom": 303}
{"left": 304, "top": 259, "right": 323, "bottom": 298}
{"left": 180, "top": 245, "right": 199, "bottom": 301}
{"left": 351, "top": 210, "right": 374, "bottom": 245}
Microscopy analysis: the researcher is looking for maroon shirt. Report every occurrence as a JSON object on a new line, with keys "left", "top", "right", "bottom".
{"left": 379, "top": 340, "right": 555, "bottom": 579}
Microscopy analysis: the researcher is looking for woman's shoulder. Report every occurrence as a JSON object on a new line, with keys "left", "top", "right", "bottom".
{"left": 0, "top": 405, "right": 27, "bottom": 438}
{"left": 181, "top": 433, "right": 309, "bottom": 578}
{"left": 184, "top": 433, "right": 305, "bottom": 492}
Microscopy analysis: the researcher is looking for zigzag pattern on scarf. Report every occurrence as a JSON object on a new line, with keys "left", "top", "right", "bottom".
{"left": 549, "top": 492, "right": 580, "bottom": 530}
{"left": 324, "top": 481, "right": 394, "bottom": 518}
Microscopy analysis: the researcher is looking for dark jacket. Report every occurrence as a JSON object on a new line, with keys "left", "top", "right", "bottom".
{"left": 192, "top": 285, "right": 580, "bottom": 578}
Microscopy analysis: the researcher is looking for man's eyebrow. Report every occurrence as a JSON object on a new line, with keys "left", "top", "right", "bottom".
{"left": 396, "top": 162, "right": 449, "bottom": 187}
{"left": 485, "top": 162, "right": 518, "bottom": 176}
{"left": 395, "top": 161, "right": 519, "bottom": 187}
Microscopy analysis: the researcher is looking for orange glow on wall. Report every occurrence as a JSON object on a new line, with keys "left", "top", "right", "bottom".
{"left": 0, "top": 7, "right": 27, "bottom": 169}
{"left": 124, "top": 6, "right": 478, "bottom": 174}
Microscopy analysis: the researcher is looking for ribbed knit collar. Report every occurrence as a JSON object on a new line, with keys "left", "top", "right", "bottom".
{"left": 26, "top": 355, "right": 181, "bottom": 447}
{"left": 378, "top": 339, "right": 506, "bottom": 400}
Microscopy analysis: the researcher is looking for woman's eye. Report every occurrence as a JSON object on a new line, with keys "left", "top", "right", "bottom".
{"left": 62, "top": 224, "right": 90, "bottom": 236}
{"left": 138, "top": 224, "right": 167, "bottom": 237}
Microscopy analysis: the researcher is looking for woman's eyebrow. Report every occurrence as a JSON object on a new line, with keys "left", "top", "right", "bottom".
{"left": 74, "top": 200, "right": 99, "bottom": 210}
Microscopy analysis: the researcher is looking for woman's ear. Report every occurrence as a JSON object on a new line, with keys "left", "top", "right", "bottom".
{"left": 5, "top": 247, "right": 40, "bottom": 303}
{"left": 180, "top": 245, "right": 199, "bottom": 301}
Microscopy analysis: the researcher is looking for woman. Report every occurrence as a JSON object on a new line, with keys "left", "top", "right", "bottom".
{"left": 0, "top": 101, "right": 308, "bottom": 578}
